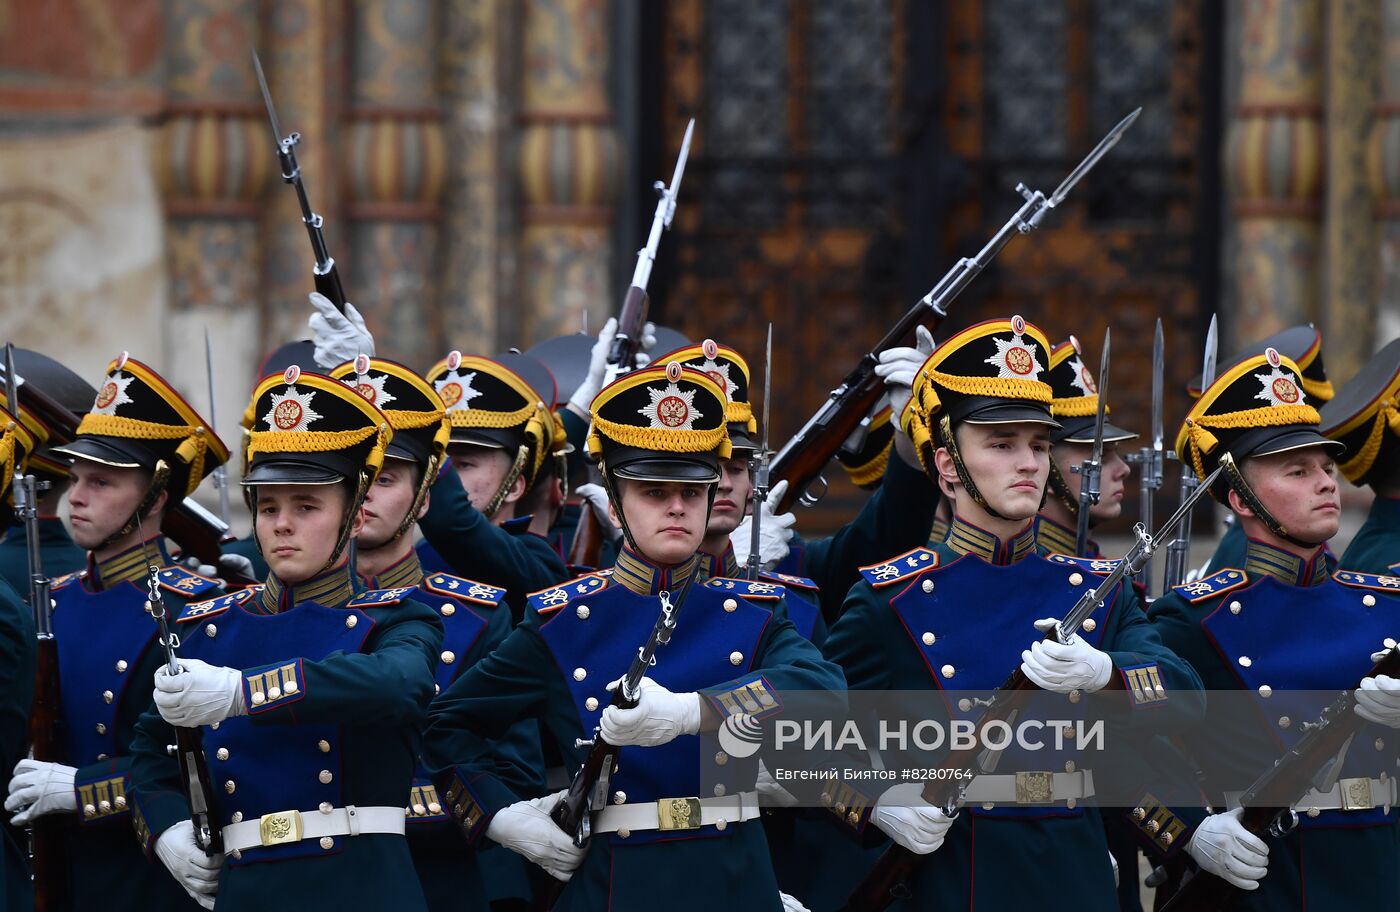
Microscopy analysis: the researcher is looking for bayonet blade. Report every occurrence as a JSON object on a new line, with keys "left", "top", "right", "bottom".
{"left": 251, "top": 49, "right": 284, "bottom": 150}
{"left": 3, "top": 343, "right": 18, "bottom": 426}
{"left": 1201, "top": 314, "right": 1219, "bottom": 391}
{"left": 1150, "top": 319, "right": 1164, "bottom": 452}
{"left": 760, "top": 323, "right": 773, "bottom": 459}
{"left": 1090, "top": 328, "right": 1110, "bottom": 467}
{"left": 662, "top": 118, "right": 695, "bottom": 229}
{"left": 1048, "top": 107, "right": 1141, "bottom": 207}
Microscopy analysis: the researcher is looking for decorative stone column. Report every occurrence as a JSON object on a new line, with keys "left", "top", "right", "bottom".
{"left": 344, "top": 0, "right": 448, "bottom": 371}
{"left": 515, "top": 0, "right": 622, "bottom": 345}
{"left": 1369, "top": 0, "right": 1400, "bottom": 347}
{"left": 1224, "top": 0, "right": 1325, "bottom": 348}
{"left": 157, "top": 0, "right": 269, "bottom": 484}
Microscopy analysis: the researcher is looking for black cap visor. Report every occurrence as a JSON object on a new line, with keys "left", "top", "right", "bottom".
{"left": 1053, "top": 417, "right": 1139, "bottom": 445}
{"left": 242, "top": 458, "right": 347, "bottom": 486}
{"left": 1238, "top": 426, "right": 1346, "bottom": 460}
{"left": 605, "top": 444, "right": 720, "bottom": 484}
{"left": 958, "top": 398, "right": 1061, "bottom": 428}
{"left": 52, "top": 436, "right": 150, "bottom": 470}
{"left": 448, "top": 427, "right": 519, "bottom": 450}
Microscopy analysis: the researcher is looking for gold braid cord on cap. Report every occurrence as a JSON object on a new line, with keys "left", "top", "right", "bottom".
{"left": 1337, "top": 393, "right": 1400, "bottom": 482}
{"left": 588, "top": 414, "right": 728, "bottom": 456}
{"left": 1051, "top": 393, "right": 1098, "bottom": 418}
{"left": 1181, "top": 405, "right": 1319, "bottom": 480}
{"left": 725, "top": 400, "right": 757, "bottom": 434}
{"left": 76, "top": 413, "right": 213, "bottom": 498}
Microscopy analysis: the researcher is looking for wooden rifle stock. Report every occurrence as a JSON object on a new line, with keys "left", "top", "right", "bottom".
{"left": 28, "top": 639, "right": 69, "bottom": 912}
{"left": 1158, "top": 648, "right": 1400, "bottom": 912}
{"left": 567, "top": 505, "right": 605, "bottom": 571}
{"left": 608, "top": 285, "right": 650, "bottom": 371}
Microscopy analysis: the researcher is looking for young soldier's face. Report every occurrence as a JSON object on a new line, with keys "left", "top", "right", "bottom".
{"left": 448, "top": 444, "right": 516, "bottom": 515}
{"left": 1235, "top": 447, "right": 1341, "bottom": 545}
{"left": 938, "top": 422, "right": 1051, "bottom": 522}
{"left": 67, "top": 460, "right": 156, "bottom": 550}
{"left": 255, "top": 483, "right": 362, "bottom": 583}
{"left": 359, "top": 462, "right": 425, "bottom": 549}
{"left": 1052, "top": 442, "right": 1131, "bottom": 523}
{"left": 706, "top": 456, "right": 752, "bottom": 537}
{"left": 610, "top": 479, "right": 709, "bottom": 566}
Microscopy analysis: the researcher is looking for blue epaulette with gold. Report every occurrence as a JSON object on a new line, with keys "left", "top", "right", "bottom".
{"left": 155, "top": 566, "right": 220, "bottom": 598}
{"left": 704, "top": 576, "right": 786, "bottom": 601}
{"left": 1333, "top": 570, "right": 1400, "bottom": 593}
{"left": 1045, "top": 553, "right": 1122, "bottom": 575}
{"left": 51, "top": 570, "right": 84, "bottom": 590}
{"left": 346, "top": 587, "right": 418, "bottom": 608}
{"left": 858, "top": 547, "right": 938, "bottom": 589}
{"left": 528, "top": 573, "right": 608, "bottom": 615}
{"left": 421, "top": 572, "right": 506, "bottom": 607}
{"left": 1171, "top": 569, "right": 1249, "bottom": 604}
{"left": 178, "top": 587, "right": 257, "bottom": 623}
{"left": 761, "top": 571, "right": 818, "bottom": 592}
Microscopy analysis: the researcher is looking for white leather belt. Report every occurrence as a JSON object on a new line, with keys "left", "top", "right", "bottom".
{"left": 1224, "top": 776, "right": 1398, "bottom": 814}
{"left": 222, "top": 805, "right": 407, "bottom": 853}
{"left": 592, "top": 791, "right": 761, "bottom": 835}
{"left": 961, "top": 770, "right": 1096, "bottom": 806}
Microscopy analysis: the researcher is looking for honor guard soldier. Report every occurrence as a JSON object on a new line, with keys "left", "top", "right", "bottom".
{"left": 1148, "top": 346, "right": 1400, "bottom": 907}
{"left": 0, "top": 396, "right": 84, "bottom": 591}
{"left": 422, "top": 361, "right": 844, "bottom": 911}
{"left": 822, "top": 318, "right": 1202, "bottom": 912}
{"left": 0, "top": 396, "right": 42, "bottom": 912}
{"left": 1035, "top": 335, "right": 1138, "bottom": 558}
{"left": 127, "top": 366, "right": 444, "bottom": 910}
{"left": 419, "top": 351, "right": 570, "bottom": 621}
{"left": 1320, "top": 338, "right": 1400, "bottom": 574}
{"left": 328, "top": 355, "right": 543, "bottom": 911}
{"left": 1190, "top": 326, "right": 1335, "bottom": 577}
{"left": 731, "top": 327, "right": 941, "bottom": 625}
{"left": 3, "top": 353, "right": 229, "bottom": 912}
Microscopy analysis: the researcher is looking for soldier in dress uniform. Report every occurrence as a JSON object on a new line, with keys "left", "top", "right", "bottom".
{"left": 418, "top": 351, "right": 570, "bottom": 621}
{"left": 1319, "top": 338, "right": 1400, "bottom": 575}
{"left": 3, "top": 353, "right": 229, "bottom": 912}
{"left": 422, "top": 360, "right": 845, "bottom": 911}
{"left": 0, "top": 397, "right": 41, "bottom": 912}
{"left": 1147, "top": 346, "right": 1400, "bottom": 908}
{"left": 1192, "top": 326, "right": 1334, "bottom": 577}
{"left": 326, "top": 355, "right": 544, "bottom": 912}
{"left": 822, "top": 317, "right": 1203, "bottom": 912}
{"left": 127, "top": 366, "right": 444, "bottom": 910}
{"left": 1034, "top": 335, "right": 1138, "bottom": 559}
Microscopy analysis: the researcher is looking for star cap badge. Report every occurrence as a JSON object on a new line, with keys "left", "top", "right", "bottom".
{"left": 264, "top": 383, "right": 324, "bottom": 432}
{"left": 639, "top": 381, "right": 701, "bottom": 430}
{"left": 435, "top": 369, "right": 481, "bottom": 412}
{"left": 349, "top": 372, "right": 396, "bottom": 409}
{"left": 92, "top": 371, "right": 135, "bottom": 415}
{"left": 984, "top": 314, "right": 1043, "bottom": 381}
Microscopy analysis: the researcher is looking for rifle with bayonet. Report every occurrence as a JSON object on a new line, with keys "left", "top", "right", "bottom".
{"left": 840, "top": 458, "right": 1228, "bottom": 912}
{"left": 1162, "top": 316, "right": 1218, "bottom": 590}
{"left": 252, "top": 48, "right": 347, "bottom": 313}
{"left": 533, "top": 577, "right": 693, "bottom": 910}
{"left": 770, "top": 109, "right": 1142, "bottom": 513}
{"left": 143, "top": 564, "right": 222, "bottom": 855}
{"left": 569, "top": 119, "right": 694, "bottom": 570}
{"left": 1159, "top": 644, "right": 1400, "bottom": 912}
{"left": 204, "top": 330, "right": 230, "bottom": 528}
{"left": 1126, "top": 320, "right": 1165, "bottom": 597}
{"left": 1072, "top": 329, "right": 1111, "bottom": 557}
{"left": 5, "top": 344, "right": 68, "bottom": 911}
{"left": 745, "top": 324, "right": 774, "bottom": 581}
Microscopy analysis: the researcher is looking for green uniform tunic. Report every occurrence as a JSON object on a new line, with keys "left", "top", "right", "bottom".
{"left": 128, "top": 564, "right": 443, "bottom": 912}
{"left": 0, "top": 516, "right": 85, "bottom": 595}
{"left": 821, "top": 518, "right": 1204, "bottom": 912}
{"left": 1149, "top": 539, "right": 1400, "bottom": 911}
{"left": 1340, "top": 495, "right": 1400, "bottom": 575}
{"left": 0, "top": 574, "right": 35, "bottom": 912}
{"left": 422, "top": 550, "right": 846, "bottom": 912}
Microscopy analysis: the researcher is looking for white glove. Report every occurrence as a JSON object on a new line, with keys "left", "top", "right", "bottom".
{"left": 155, "top": 820, "right": 224, "bottom": 909}
{"left": 486, "top": 790, "right": 587, "bottom": 882}
{"left": 309, "top": 292, "right": 374, "bottom": 370}
{"left": 874, "top": 325, "right": 935, "bottom": 418}
{"left": 1020, "top": 619, "right": 1114, "bottom": 693}
{"left": 1186, "top": 809, "right": 1268, "bottom": 891}
{"left": 194, "top": 554, "right": 258, "bottom": 587}
{"left": 598, "top": 676, "right": 701, "bottom": 747}
{"left": 871, "top": 783, "right": 954, "bottom": 855}
{"left": 573, "top": 483, "right": 622, "bottom": 544}
{"left": 154, "top": 659, "right": 246, "bottom": 727}
{"left": 1355, "top": 673, "right": 1400, "bottom": 728}
{"left": 731, "top": 479, "right": 796, "bottom": 570}
{"left": 4, "top": 759, "right": 77, "bottom": 824}
{"left": 780, "top": 892, "right": 810, "bottom": 912}
{"left": 568, "top": 319, "right": 660, "bottom": 415}
{"left": 756, "top": 760, "right": 799, "bottom": 808}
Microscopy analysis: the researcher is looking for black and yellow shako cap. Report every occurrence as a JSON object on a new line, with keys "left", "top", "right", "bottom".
{"left": 329, "top": 355, "right": 448, "bottom": 467}
{"left": 652, "top": 338, "right": 757, "bottom": 452}
{"left": 242, "top": 365, "right": 392, "bottom": 487}
{"left": 1046, "top": 336, "right": 1137, "bottom": 445}
{"left": 425, "top": 351, "right": 547, "bottom": 450}
{"left": 588, "top": 360, "right": 731, "bottom": 483}
{"left": 1188, "top": 325, "right": 1333, "bottom": 402}
{"left": 1175, "top": 346, "right": 1343, "bottom": 500}
{"left": 1319, "top": 338, "right": 1400, "bottom": 486}
{"left": 53, "top": 352, "right": 229, "bottom": 499}
{"left": 0, "top": 401, "right": 39, "bottom": 502}
{"left": 836, "top": 401, "right": 894, "bottom": 490}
